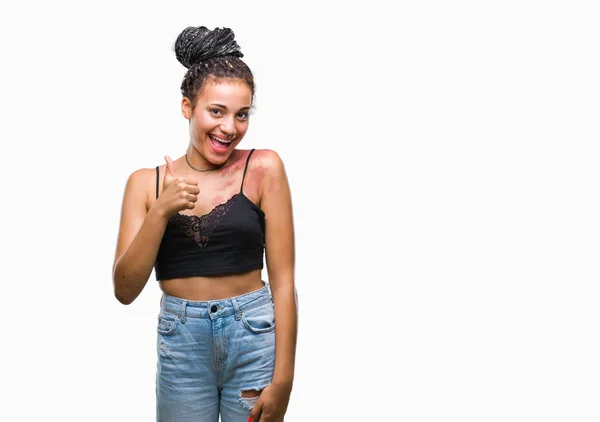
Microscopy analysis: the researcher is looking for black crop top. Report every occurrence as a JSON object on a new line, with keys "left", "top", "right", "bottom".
{"left": 154, "top": 149, "right": 265, "bottom": 280}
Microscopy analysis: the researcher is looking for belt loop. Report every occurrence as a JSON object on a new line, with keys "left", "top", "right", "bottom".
{"left": 231, "top": 297, "right": 241, "bottom": 321}
{"left": 180, "top": 300, "right": 188, "bottom": 324}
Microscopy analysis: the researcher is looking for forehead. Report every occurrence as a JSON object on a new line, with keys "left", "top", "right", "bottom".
{"left": 199, "top": 78, "right": 252, "bottom": 106}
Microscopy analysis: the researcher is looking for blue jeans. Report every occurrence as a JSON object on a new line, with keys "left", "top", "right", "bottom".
{"left": 156, "top": 280, "right": 276, "bottom": 421}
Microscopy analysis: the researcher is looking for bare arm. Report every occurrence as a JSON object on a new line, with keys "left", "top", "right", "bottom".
{"left": 112, "top": 168, "right": 168, "bottom": 305}
{"left": 261, "top": 150, "right": 298, "bottom": 387}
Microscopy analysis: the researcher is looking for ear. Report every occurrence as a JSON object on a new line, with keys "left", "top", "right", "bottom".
{"left": 181, "top": 97, "right": 192, "bottom": 120}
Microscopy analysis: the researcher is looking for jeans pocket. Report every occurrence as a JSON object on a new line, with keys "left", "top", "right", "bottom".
{"left": 157, "top": 313, "right": 179, "bottom": 336}
{"left": 241, "top": 301, "right": 276, "bottom": 334}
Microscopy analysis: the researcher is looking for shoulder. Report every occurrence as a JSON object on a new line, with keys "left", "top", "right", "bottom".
{"left": 249, "top": 148, "right": 286, "bottom": 175}
{"left": 126, "top": 166, "right": 157, "bottom": 186}
{"left": 250, "top": 149, "right": 291, "bottom": 203}
{"left": 123, "top": 166, "right": 158, "bottom": 207}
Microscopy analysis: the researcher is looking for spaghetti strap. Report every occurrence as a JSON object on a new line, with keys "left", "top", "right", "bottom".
{"left": 240, "top": 149, "right": 255, "bottom": 193}
{"left": 156, "top": 166, "right": 159, "bottom": 199}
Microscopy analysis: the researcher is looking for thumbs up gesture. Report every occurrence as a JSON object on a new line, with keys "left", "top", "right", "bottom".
{"left": 156, "top": 156, "right": 200, "bottom": 218}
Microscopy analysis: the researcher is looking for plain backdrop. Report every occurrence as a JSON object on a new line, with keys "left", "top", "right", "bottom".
{"left": 1, "top": 0, "right": 599, "bottom": 421}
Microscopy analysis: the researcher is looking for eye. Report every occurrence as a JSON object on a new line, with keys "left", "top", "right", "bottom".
{"left": 237, "top": 112, "right": 249, "bottom": 120}
{"left": 210, "top": 108, "right": 222, "bottom": 115}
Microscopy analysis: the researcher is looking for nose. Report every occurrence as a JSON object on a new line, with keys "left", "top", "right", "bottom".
{"left": 220, "top": 118, "right": 236, "bottom": 137}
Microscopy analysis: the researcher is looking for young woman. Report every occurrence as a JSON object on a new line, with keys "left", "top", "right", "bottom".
{"left": 112, "top": 26, "right": 297, "bottom": 422}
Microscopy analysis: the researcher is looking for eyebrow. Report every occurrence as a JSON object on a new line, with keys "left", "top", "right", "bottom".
{"left": 210, "top": 103, "right": 251, "bottom": 111}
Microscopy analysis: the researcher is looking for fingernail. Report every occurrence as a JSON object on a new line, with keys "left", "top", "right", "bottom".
{"left": 248, "top": 417, "right": 252, "bottom": 422}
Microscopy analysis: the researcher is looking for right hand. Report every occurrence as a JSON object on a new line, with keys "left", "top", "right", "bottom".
{"left": 156, "top": 156, "right": 200, "bottom": 218}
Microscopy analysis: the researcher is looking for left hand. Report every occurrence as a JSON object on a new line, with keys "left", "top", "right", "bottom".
{"left": 249, "top": 380, "right": 292, "bottom": 422}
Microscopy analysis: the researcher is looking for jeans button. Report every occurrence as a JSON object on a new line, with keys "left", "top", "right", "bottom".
{"left": 210, "top": 305, "right": 218, "bottom": 313}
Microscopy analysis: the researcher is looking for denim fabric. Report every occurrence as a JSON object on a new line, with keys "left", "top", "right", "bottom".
{"left": 156, "top": 280, "right": 276, "bottom": 421}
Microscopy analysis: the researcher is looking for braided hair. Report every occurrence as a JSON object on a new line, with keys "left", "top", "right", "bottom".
{"left": 173, "top": 26, "right": 255, "bottom": 111}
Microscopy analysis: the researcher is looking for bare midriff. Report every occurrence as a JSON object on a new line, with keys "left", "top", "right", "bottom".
{"left": 159, "top": 268, "right": 264, "bottom": 301}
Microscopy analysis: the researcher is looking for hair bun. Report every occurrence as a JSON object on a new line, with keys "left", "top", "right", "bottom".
{"left": 174, "top": 26, "right": 243, "bottom": 69}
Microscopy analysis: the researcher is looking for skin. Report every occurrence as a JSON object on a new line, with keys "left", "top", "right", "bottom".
{"left": 112, "top": 78, "right": 297, "bottom": 422}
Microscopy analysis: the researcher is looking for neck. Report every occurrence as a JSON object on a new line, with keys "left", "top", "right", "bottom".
{"left": 186, "top": 149, "right": 227, "bottom": 172}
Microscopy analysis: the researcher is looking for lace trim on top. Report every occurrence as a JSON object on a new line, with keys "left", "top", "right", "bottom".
{"left": 169, "top": 193, "right": 241, "bottom": 250}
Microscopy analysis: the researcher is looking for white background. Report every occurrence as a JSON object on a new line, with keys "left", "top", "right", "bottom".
{"left": 1, "top": 0, "right": 599, "bottom": 421}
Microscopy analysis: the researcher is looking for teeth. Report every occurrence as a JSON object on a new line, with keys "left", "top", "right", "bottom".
{"left": 210, "top": 134, "right": 233, "bottom": 144}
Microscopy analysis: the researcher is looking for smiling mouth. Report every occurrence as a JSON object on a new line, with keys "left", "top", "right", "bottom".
{"left": 208, "top": 133, "right": 235, "bottom": 145}
{"left": 209, "top": 134, "right": 234, "bottom": 148}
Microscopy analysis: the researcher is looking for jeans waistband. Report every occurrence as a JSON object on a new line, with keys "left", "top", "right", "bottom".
{"left": 160, "top": 280, "right": 272, "bottom": 322}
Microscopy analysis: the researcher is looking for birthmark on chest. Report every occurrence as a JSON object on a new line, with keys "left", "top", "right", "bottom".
{"left": 215, "top": 178, "right": 236, "bottom": 192}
